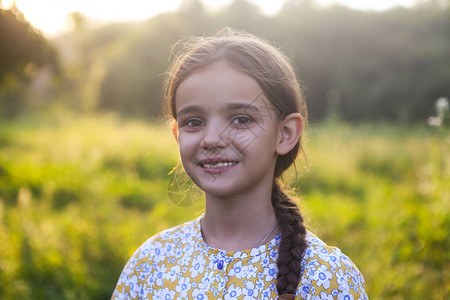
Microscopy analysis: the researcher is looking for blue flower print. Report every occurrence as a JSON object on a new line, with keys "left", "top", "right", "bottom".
{"left": 307, "top": 258, "right": 320, "bottom": 268}
{"left": 152, "top": 241, "right": 165, "bottom": 263}
{"left": 175, "top": 277, "right": 191, "bottom": 298}
{"left": 243, "top": 280, "right": 259, "bottom": 299}
{"left": 337, "top": 292, "right": 355, "bottom": 300}
{"left": 229, "top": 261, "right": 243, "bottom": 275}
{"left": 153, "top": 287, "right": 174, "bottom": 299}
{"left": 224, "top": 283, "right": 243, "bottom": 299}
{"left": 312, "top": 265, "right": 333, "bottom": 289}
{"left": 191, "top": 287, "right": 208, "bottom": 299}
{"left": 168, "top": 265, "right": 180, "bottom": 282}
{"left": 241, "top": 263, "right": 258, "bottom": 280}
{"left": 138, "top": 248, "right": 150, "bottom": 260}
{"left": 261, "top": 289, "right": 271, "bottom": 298}
{"left": 261, "top": 257, "right": 270, "bottom": 267}
{"left": 112, "top": 218, "right": 368, "bottom": 300}
{"left": 319, "top": 291, "right": 335, "bottom": 300}
{"left": 243, "top": 288, "right": 258, "bottom": 300}
{"left": 328, "top": 254, "right": 342, "bottom": 269}
{"left": 164, "top": 290, "right": 175, "bottom": 300}
{"left": 155, "top": 264, "right": 167, "bottom": 287}
{"left": 137, "top": 266, "right": 148, "bottom": 282}
{"left": 189, "top": 256, "right": 206, "bottom": 278}
{"left": 305, "top": 248, "right": 315, "bottom": 259}
{"left": 336, "top": 269, "right": 350, "bottom": 293}
{"left": 248, "top": 254, "right": 261, "bottom": 264}
{"left": 127, "top": 275, "right": 139, "bottom": 298}
{"left": 199, "top": 271, "right": 214, "bottom": 290}
{"left": 256, "top": 278, "right": 265, "bottom": 290}
{"left": 180, "top": 253, "right": 192, "bottom": 266}
{"left": 270, "top": 248, "right": 278, "bottom": 259}
{"left": 299, "top": 284, "right": 311, "bottom": 299}
{"left": 165, "top": 242, "right": 173, "bottom": 253}
{"left": 263, "top": 263, "right": 277, "bottom": 282}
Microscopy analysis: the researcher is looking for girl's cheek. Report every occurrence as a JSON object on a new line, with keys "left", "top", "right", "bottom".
{"left": 177, "top": 134, "right": 198, "bottom": 154}
{"left": 227, "top": 129, "right": 259, "bottom": 152}
{"left": 177, "top": 131, "right": 190, "bottom": 145}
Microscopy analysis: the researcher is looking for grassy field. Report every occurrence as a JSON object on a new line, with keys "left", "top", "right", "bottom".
{"left": 0, "top": 113, "right": 448, "bottom": 299}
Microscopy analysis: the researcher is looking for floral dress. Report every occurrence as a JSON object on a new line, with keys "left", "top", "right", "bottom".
{"left": 112, "top": 217, "right": 368, "bottom": 299}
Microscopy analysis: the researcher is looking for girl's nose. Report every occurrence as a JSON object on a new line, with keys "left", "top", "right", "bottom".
{"left": 200, "top": 123, "right": 228, "bottom": 149}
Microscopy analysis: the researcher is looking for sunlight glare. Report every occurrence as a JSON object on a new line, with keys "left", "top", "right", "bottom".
{"left": 4, "top": 0, "right": 421, "bottom": 36}
{"left": 2, "top": 0, "right": 15, "bottom": 8}
{"left": 316, "top": 0, "right": 416, "bottom": 11}
{"left": 9, "top": 0, "right": 182, "bottom": 35}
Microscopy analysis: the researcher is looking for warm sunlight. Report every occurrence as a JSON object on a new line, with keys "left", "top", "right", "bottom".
{"left": 2, "top": 0, "right": 418, "bottom": 36}
{"left": 3, "top": 0, "right": 181, "bottom": 35}
{"left": 1, "top": 0, "right": 448, "bottom": 297}
{"left": 317, "top": 0, "right": 416, "bottom": 11}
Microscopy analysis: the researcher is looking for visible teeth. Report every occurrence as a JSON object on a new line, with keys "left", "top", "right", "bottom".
{"left": 203, "top": 162, "right": 235, "bottom": 168}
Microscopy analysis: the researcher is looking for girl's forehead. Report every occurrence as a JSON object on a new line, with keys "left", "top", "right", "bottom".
{"left": 180, "top": 62, "right": 260, "bottom": 91}
{"left": 175, "top": 62, "right": 267, "bottom": 112}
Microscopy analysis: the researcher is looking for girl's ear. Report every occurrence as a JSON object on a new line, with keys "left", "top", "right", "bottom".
{"left": 172, "top": 122, "right": 178, "bottom": 141}
{"left": 276, "top": 113, "right": 303, "bottom": 155}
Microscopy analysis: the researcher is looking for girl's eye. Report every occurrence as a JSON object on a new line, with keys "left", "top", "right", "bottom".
{"left": 232, "top": 116, "right": 253, "bottom": 126}
{"left": 185, "top": 119, "right": 204, "bottom": 127}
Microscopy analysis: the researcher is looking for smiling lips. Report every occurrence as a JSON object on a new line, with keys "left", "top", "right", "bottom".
{"left": 198, "top": 159, "right": 238, "bottom": 173}
{"left": 202, "top": 161, "right": 236, "bottom": 168}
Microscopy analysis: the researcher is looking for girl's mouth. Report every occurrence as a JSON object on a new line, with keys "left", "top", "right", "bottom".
{"left": 198, "top": 160, "right": 238, "bottom": 173}
{"left": 201, "top": 161, "right": 237, "bottom": 168}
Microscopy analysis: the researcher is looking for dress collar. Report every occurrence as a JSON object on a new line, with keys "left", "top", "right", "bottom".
{"left": 193, "top": 215, "right": 282, "bottom": 259}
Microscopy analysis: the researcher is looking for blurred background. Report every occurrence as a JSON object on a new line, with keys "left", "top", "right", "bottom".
{"left": 0, "top": 0, "right": 449, "bottom": 299}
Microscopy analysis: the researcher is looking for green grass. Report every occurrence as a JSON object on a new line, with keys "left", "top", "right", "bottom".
{"left": 0, "top": 114, "right": 448, "bottom": 299}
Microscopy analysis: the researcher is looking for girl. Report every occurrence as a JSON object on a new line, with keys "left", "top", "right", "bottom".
{"left": 112, "top": 29, "right": 368, "bottom": 299}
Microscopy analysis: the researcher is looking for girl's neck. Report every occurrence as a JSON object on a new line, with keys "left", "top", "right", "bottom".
{"left": 201, "top": 187, "right": 279, "bottom": 251}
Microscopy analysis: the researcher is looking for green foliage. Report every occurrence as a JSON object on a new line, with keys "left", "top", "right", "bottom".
{"left": 0, "top": 115, "right": 448, "bottom": 299}
{"left": 1, "top": 2, "right": 449, "bottom": 122}
{"left": 0, "top": 114, "right": 203, "bottom": 299}
{"left": 269, "top": 3, "right": 450, "bottom": 121}
{"left": 0, "top": 8, "right": 57, "bottom": 117}
{"left": 290, "top": 121, "right": 449, "bottom": 299}
{"left": 39, "top": 1, "right": 450, "bottom": 122}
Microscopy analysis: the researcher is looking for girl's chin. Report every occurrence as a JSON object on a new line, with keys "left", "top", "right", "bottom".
{"left": 198, "top": 182, "right": 237, "bottom": 198}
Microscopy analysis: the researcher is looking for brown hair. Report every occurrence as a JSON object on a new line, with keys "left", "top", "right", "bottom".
{"left": 164, "top": 28, "right": 307, "bottom": 298}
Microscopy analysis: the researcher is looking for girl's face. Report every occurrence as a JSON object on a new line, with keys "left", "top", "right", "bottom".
{"left": 174, "top": 62, "right": 283, "bottom": 197}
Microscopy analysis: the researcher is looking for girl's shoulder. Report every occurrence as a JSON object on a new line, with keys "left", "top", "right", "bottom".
{"left": 112, "top": 219, "right": 201, "bottom": 298}
{"left": 149, "top": 218, "right": 199, "bottom": 243}
{"left": 303, "top": 231, "right": 361, "bottom": 271}
{"left": 115, "top": 219, "right": 199, "bottom": 279}
{"left": 134, "top": 218, "right": 199, "bottom": 254}
{"left": 299, "top": 231, "right": 368, "bottom": 299}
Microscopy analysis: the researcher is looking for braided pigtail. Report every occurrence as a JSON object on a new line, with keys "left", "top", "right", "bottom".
{"left": 272, "top": 181, "right": 307, "bottom": 298}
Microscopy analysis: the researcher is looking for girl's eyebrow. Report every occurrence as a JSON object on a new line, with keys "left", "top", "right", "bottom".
{"left": 226, "top": 103, "right": 261, "bottom": 114}
{"left": 177, "top": 103, "right": 261, "bottom": 118}
{"left": 176, "top": 105, "right": 204, "bottom": 118}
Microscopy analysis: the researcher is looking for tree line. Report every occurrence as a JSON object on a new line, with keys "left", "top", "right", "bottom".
{"left": 0, "top": 7, "right": 57, "bottom": 116}
{"left": 1, "top": 0, "right": 449, "bottom": 122}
